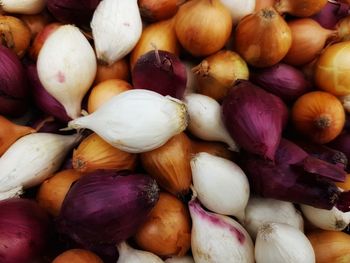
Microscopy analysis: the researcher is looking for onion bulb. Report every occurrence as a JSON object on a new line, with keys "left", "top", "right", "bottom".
{"left": 174, "top": 0, "right": 232, "bottom": 57}
{"left": 255, "top": 0, "right": 275, "bottom": 10}
{"left": 139, "top": 0, "right": 186, "bottom": 21}
{"left": 20, "top": 12, "right": 52, "bottom": 39}
{"left": 284, "top": 18, "right": 337, "bottom": 66}
{"left": 0, "top": 0, "right": 46, "bottom": 15}
{"left": 95, "top": 59, "right": 130, "bottom": 84}
{"left": 192, "top": 50, "right": 249, "bottom": 101}
{"left": 52, "top": 249, "right": 103, "bottom": 263}
{"left": 134, "top": 192, "right": 191, "bottom": 257}
{"left": 234, "top": 7, "right": 292, "bottom": 67}
{"left": 275, "top": 0, "right": 328, "bottom": 17}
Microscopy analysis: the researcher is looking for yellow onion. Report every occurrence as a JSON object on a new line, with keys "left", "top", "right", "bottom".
{"left": 234, "top": 7, "right": 292, "bottom": 67}
{"left": 307, "top": 231, "right": 350, "bottom": 263}
{"left": 174, "top": 0, "right": 232, "bottom": 57}
{"left": 192, "top": 50, "right": 249, "bottom": 101}
{"left": 52, "top": 249, "right": 103, "bottom": 263}
{"left": 315, "top": 41, "right": 350, "bottom": 96}
{"left": 36, "top": 169, "right": 82, "bottom": 216}
{"left": 95, "top": 58, "right": 130, "bottom": 84}
{"left": 87, "top": 79, "right": 132, "bottom": 113}
{"left": 134, "top": 192, "right": 191, "bottom": 257}
{"left": 337, "top": 16, "right": 350, "bottom": 41}
{"left": 284, "top": 18, "right": 337, "bottom": 66}
{"left": 73, "top": 133, "right": 137, "bottom": 173}
{"left": 255, "top": 0, "right": 275, "bottom": 10}
{"left": 140, "top": 132, "right": 192, "bottom": 196}
{"left": 130, "top": 18, "right": 179, "bottom": 69}
{"left": 275, "top": 0, "right": 328, "bottom": 17}
{"left": 139, "top": 0, "right": 186, "bottom": 21}
{"left": 0, "top": 15, "right": 31, "bottom": 58}
{"left": 191, "top": 139, "right": 233, "bottom": 160}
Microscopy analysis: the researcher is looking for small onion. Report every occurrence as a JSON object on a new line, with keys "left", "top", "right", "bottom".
{"left": 52, "top": 249, "right": 103, "bottom": 263}
{"left": 95, "top": 59, "right": 130, "bottom": 84}
{"left": 0, "top": 198, "right": 50, "bottom": 263}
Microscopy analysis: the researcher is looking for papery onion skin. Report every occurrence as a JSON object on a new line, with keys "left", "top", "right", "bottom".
{"left": 57, "top": 171, "right": 160, "bottom": 247}
{"left": 312, "top": 0, "right": 349, "bottom": 29}
{"left": 47, "top": 0, "right": 101, "bottom": 26}
{"left": 0, "top": 198, "right": 50, "bottom": 263}
{"left": 134, "top": 192, "right": 191, "bottom": 257}
{"left": 275, "top": 0, "right": 328, "bottom": 17}
{"left": 139, "top": 0, "right": 185, "bottom": 21}
{"left": 132, "top": 50, "right": 187, "bottom": 99}
{"left": 234, "top": 7, "right": 292, "bottom": 67}
{"left": 250, "top": 63, "right": 311, "bottom": 101}
{"left": 222, "top": 80, "right": 288, "bottom": 160}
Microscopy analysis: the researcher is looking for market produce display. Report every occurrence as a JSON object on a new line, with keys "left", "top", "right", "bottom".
{"left": 1, "top": 0, "right": 350, "bottom": 262}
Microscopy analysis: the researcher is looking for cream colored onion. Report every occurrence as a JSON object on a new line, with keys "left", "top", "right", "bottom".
{"left": 221, "top": 0, "right": 256, "bottom": 24}
{"left": 91, "top": 0, "right": 142, "bottom": 65}
{"left": 0, "top": 0, "right": 46, "bottom": 14}
{"left": 301, "top": 204, "right": 350, "bottom": 231}
{"left": 0, "top": 133, "right": 79, "bottom": 200}
{"left": 117, "top": 242, "right": 164, "bottom": 263}
{"left": 243, "top": 197, "right": 304, "bottom": 240}
{"left": 37, "top": 25, "right": 97, "bottom": 119}
{"left": 184, "top": 93, "right": 238, "bottom": 151}
{"left": 68, "top": 89, "right": 188, "bottom": 153}
{"left": 255, "top": 223, "right": 315, "bottom": 263}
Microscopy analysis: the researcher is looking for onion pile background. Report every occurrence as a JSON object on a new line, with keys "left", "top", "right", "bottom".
{"left": 1, "top": 0, "right": 350, "bottom": 262}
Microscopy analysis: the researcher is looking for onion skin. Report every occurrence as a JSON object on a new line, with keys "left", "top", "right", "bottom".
{"left": 250, "top": 63, "right": 311, "bottom": 101}
{"left": 312, "top": 0, "right": 349, "bottom": 29}
{"left": 275, "top": 0, "right": 328, "bottom": 17}
{"left": 57, "top": 171, "right": 160, "bottom": 247}
{"left": 134, "top": 192, "right": 191, "bottom": 257}
{"left": 52, "top": 249, "right": 103, "bottom": 263}
{"left": 132, "top": 50, "right": 187, "bottom": 99}
{"left": 174, "top": 0, "right": 232, "bottom": 57}
{"left": 222, "top": 80, "right": 288, "bottom": 160}
{"left": 234, "top": 7, "right": 292, "bottom": 67}
{"left": 95, "top": 59, "right": 130, "bottom": 84}
{"left": 47, "top": 0, "right": 101, "bottom": 26}
{"left": 0, "top": 198, "right": 50, "bottom": 263}
{"left": 139, "top": 0, "right": 186, "bottom": 21}
{"left": 255, "top": 0, "right": 275, "bottom": 10}
{"left": 329, "top": 132, "right": 350, "bottom": 170}
{"left": 20, "top": 12, "right": 52, "bottom": 39}
{"left": 191, "top": 140, "right": 234, "bottom": 160}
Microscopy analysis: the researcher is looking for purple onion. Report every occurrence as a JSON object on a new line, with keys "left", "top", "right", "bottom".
{"left": 0, "top": 198, "right": 50, "bottom": 263}
{"left": 47, "top": 0, "right": 101, "bottom": 26}
{"left": 132, "top": 50, "right": 187, "bottom": 99}
{"left": 57, "top": 171, "right": 160, "bottom": 249}
{"left": 0, "top": 46, "right": 28, "bottom": 117}
{"left": 329, "top": 132, "right": 350, "bottom": 170}
{"left": 250, "top": 63, "right": 311, "bottom": 101}
{"left": 26, "top": 64, "right": 70, "bottom": 122}
{"left": 222, "top": 80, "right": 288, "bottom": 160}
{"left": 312, "top": 0, "right": 349, "bottom": 29}
{"left": 240, "top": 139, "right": 347, "bottom": 210}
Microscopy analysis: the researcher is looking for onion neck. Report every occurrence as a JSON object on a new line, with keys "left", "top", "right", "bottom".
{"left": 274, "top": 0, "right": 290, "bottom": 14}
{"left": 0, "top": 23, "right": 15, "bottom": 49}
{"left": 192, "top": 60, "right": 210, "bottom": 78}
{"left": 314, "top": 114, "right": 332, "bottom": 129}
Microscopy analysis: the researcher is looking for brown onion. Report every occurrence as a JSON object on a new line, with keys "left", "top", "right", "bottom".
{"left": 95, "top": 59, "right": 130, "bottom": 84}
{"left": 0, "top": 16, "right": 31, "bottom": 58}
{"left": 336, "top": 16, "right": 350, "bottom": 41}
{"left": 234, "top": 7, "right": 292, "bottom": 67}
{"left": 284, "top": 18, "right": 337, "bottom": 66}
{"left": 275, "top": 0, "right": 328, "bottom": 17}
{"left": 53, "top": 249, "right": 103, "bottom": 263}
{"left": 174, "top": 0, "right": 232, "bottom": 57}
{"left": 255, "top": 0, "right": 275, "bottom": 10}
{"left": 130, "top": 19, "right": 180, "bottom": 69}
{"left": 192, "top": 50, "right": 249, "bottom": 101}
{"left": 134, "top": 192, "right": 191, "bottom": 257}
{"left": 191, "top": 139, "right": 234, "bottom": 160}
{"left": 139, "top": 0, "right": 186, "bottom": 22}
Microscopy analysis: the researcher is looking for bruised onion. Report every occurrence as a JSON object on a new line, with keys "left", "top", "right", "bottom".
{"left": 234, "top": 7, "right": 292, "bottom": 67}
{"left": 139, "top": 0, "right": 185, "bottom": 21}
{"left": 312, "top": 0, "right": 349, "bottom": 29}
{"left": 57, "top": 171, "right": 160, "bottom": 247}
{"left": 132, "top": 50, "right": 187, "bottom": 99}
{"left": 275, "top": 0, "right": 328, "bottom": 17}
{"left": 284, "top": 19, "right": 337, "bottom": 66}
{"left": 0, "top": 198, "right": 50, "bottom": 263}
{"left": 47, "top": 0, "right": 101, "bottom": 26}
{"left": 222, "top": 80, "right": 288, "bottom": 160}
{"left": 134, "top": 192, "right": 191, "bottom": 257}
{"left": 250, "top": 63, "right": 311, "bottom": 101}
{"left": 26, "top": 64, "right": 70, "bottom": 122}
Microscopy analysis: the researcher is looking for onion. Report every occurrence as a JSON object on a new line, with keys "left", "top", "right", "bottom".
{"left": 20, "top": 12, "right": 52, "bottom": 39}
{"left": 0, "top": 198, "right": 50, "bottom": 263}
{"left": 139, "top": 0, "right": 186, "bottom": 21}
{"left": 220, "top": 0, "right": 256, "bottom": 24}
{"left": 52, "top": 249, "right": 103, "bottom": 263}
{"left": 47, "top": 0, "right": 101, "bottom": 26}
{"left": 275, "top": 0, "right": 328, "bottom": 17}
{"left": 132, "top": 50, "right": 187, "bottom": 99}
{"left": 0, "top": 46, "right": 28, "bottom": 117}
{"left": 57, "top": 171, "right": 160, "bottom": 248}
{"left": 283, "top": 18, "right": 337, "bottom": 66}
{"left": 134, "top": 192, "right": 191, "bottom": 257}
{"left": 26, "top": 64, "right": 70, "bottom": 122}
{"left": 255, "top": 0, "right": 275, "bottom": 10}
{"left": 250, "top": 63, "right": 311, "bottom": 101}
{"left": 95, "top": 59, "right": 130, "bottom": 84}
{"left": 312, "top": 0, "right": 349, "bottom": 29}
{"left": 329, "top": 132, "right": 350, "bottom": 169}
{"left": 222, "top": 80, "right": 288, "bottom": 160}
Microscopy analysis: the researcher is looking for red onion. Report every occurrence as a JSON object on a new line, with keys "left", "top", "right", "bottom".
{"left": 57, "top": 171, "right": 160, "bottom": 249}
{"left": 222, "top": 80, "right": 288, "bottom": 160}
{"left": 329, "top": 132, "right": 350, "bottom": 170}
{"left": 30, "top": 115, "right": 70, "bottom": 133}
{"left": 250, "top": 63, "right": 312, "bottom": 102}
{"left": 0, "top": 46, "right": 28, "bottom": 117}
{"left": 0, "top": 198, "right": 50, "bottom": 263}
{"left": 240, "top": 139, "right": 348, "bottom": 211}
{"left": 132, "top": 50, "right": 187, "bottom": 99}
{"left": 312, "top": 0, "right": 349, "bottom": 29}
{"left": 47, "top": 0, "right": 101, "bottom": 26}
{"left": 26, "top": 64, "right": 70, "bottom": 122}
